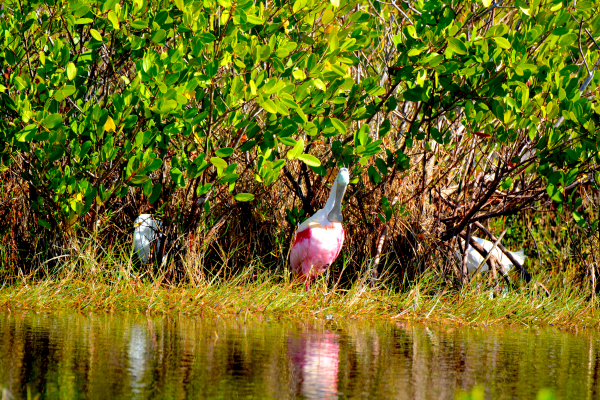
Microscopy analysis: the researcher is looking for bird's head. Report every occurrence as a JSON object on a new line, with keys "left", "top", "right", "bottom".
{"left": 327, "top": 168, "right": 350, "bottom": 223}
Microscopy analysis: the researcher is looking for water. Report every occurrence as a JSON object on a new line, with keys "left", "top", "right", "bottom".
{"left": 1, "top": 311, "right": 599, "bottom": 399}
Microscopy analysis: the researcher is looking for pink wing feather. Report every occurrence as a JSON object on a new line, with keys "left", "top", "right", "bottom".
{"left": 290, "top": 228, "right": 312, "bottom": 273}
{"left": 290, "top": 224, "right": 345, "bottom": 278}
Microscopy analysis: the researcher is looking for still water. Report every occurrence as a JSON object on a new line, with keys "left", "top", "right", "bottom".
{"left": 0, "top": 311, "right": 598, "bottom": 399}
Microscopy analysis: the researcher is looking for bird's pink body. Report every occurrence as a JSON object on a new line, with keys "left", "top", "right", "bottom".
{"left": 290, "top": 217, "right": 345, "bottom": 278}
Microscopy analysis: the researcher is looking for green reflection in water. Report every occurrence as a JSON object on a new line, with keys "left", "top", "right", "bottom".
{"left": 0, "top": 311, "right": 598, "bottom": 399}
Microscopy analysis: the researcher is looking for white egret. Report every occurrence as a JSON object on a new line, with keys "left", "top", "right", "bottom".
{"left": 457, "top": 236, "right": 526, "bottom": 273}
{"left": 133, "top": 214, "right": 163, "bottom": 264}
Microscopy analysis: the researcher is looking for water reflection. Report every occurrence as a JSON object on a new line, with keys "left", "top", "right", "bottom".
{"left": 1, "top": 311, "right": 599, "bottom": 399}
{"left": 128, "top": 324, "right": 149, "bottom": 396}
{"left": 288, "top": 330, "right": 340, "bottom": 399}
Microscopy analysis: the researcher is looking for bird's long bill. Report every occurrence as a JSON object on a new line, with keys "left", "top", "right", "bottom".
{"left": 327, "top": 181, "right": 347, "bottom": 223}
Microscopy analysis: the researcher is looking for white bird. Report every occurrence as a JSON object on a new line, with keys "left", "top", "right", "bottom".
{"left": 133, "top": 214, "right": 163, "bottom": 264}
{"left": 456, "top": 236, "right": 525, "bottom": 273}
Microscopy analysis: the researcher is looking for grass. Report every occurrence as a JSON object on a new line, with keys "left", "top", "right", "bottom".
{"left": 1, "top": 247, "right": 599, "bottom": 329}
{"left": 455, "top": 386, "right": 557, "bottom": 400}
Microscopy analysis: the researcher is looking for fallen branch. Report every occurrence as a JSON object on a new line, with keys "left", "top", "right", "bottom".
{"left": 474, "top": 221, "right": 532, "bottom": 283}
{"left": 459, "top": 231, "right": 511, "bottom": 287}
{"left": 461, "top": 224, "right": 472, "bottom": 284}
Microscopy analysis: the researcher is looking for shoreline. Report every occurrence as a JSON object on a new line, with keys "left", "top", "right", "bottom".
{"left": 1, "top": 275, "right": 598, "bottom": 328}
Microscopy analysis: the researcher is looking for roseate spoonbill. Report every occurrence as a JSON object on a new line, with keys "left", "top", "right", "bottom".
{"left": 133, "top": 214, "right": 163, "bottom": 264}
{"left": 456, "top": 236, "right": 525, "bottom": 273}
{"left": 290, "top": 168, "right": 350, "bottom": 287}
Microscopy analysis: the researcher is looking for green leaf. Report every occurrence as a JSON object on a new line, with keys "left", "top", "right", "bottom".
{"left": 239, "top": 140, "right": 256, "bottom": 152}
{"left": 38, "top": 219, "right": 52, "bottom": 229}
{"left": 322, "top": 10, "right": 335, "bottom": 25}
{"left": 131, "top": 20, "right": 148, "bottom": 30}
{"left": 75, "top": 18, "right": 94, "bottom": 25}
{"left": 375, "top": 158, "right": 388, "bottom": 175}
{"left": 220, "top": 173, "right": 239, "bottom": 183}
{"left": 287, "top": 138, "right": 304, "bottom": 160}
{"left": 66, "top": 62, "right": 77, "bottom": 81}
{"left": 198, "top": 33, "right": 216, "bottom": 43}
{"left": 152, "top": 29, "right": 166, "bottom": 43}
{"left": 330, "top": 65, "right": 346, "bottom": 76}
{"left": 170, "top": 168, "right": 185, "bottom": 187}
{"left": 17, "top": 124, "right": 38, "bottom": 142}
{"left": 263, "top": 79, "right": 286, "bottom": 95}
{"left": 493, "top": 36, "right": 511, "bottom": 49}
{"left": 280, "top": 96, "right": 299, "bottom": 111}
{"left": 262, "top": 99, "right": 278, "bottom": 114}
{"left": 330, "top": 118, "right": 347, "bottom": 134}
{"left": 206, "top": 60, "right": 218, "bottom": 78}
{"left": 546, "top": 183, "right": 563, "bottom": 203}
{"left": 246, "top": 15, "right": 263, "bottom": 24}
{"left": 43, "top": 114, "right": 63, "bottom": 129}
{"left": 143, "top": 180, "right": 153, "bottom": 196}
{"left": 142, "top": 57, "right": 151, "bottom": 72}
{"left": 49, "top": 147, "right": 65, "bottom": 162}
{"left": 364, "top": 140, "right": 382, "bottom": 156}
{"left": 234, "top": 193, "right": 255, "bottom": 201}
{"left": 500, "top": 177, "right": 513, "bottom": 190}
{"left": 447, "top": 37, "right": 467, "bottom": 55}
{"left": 210, "top": 157, "right": 228, "bottom": 170}
{"left": 13, "top": 76, "right": 27, "bottom": 91}
{"left": 408, "top": 47, "right": 424, "bottom": 57}
{"left": 107, "top": 11, "right": 119, "bottom": 29}
{"left": 279, "top": 137, "right": 297, "bottom": 146}
{"left": 149, "top": 183, "right": 162, "bottom": 204}
{"left": 215, "top": 147, "right": 234, "bottom": 157}
{"left": 102, "top": 0, "right": 119, "bottom": 12}
{"left": 309, "top": 165, "right": 327, "bottom": 176}
{"left": 368, "top": 165, "right": 382, "bottom": 184}
{"left": 329, "top": 34, "right": 339, "bottom": 52}
{"left": 405, "top": 25, "right": 417, "bottom": 39}
{"left": 379, "top": 119, "right": 391, "bottom": 136}
{"left": 129, "top": 174, "right": 150, "bottom": 185}
{"left": 573, "top": 211, "right": 586, "bottom": 227}
{"left": 198, "top": 183, "right": 212, "bottom": 196}
{"left": 4, "top": 50, "right": 15, "bottom": 66}
{"left": 90, "top": 29, "right": 103, "bottom": 42}
{"left": 61, "top": 85, "right": 77, "bottom": 96}
{"left": 293, "top": 69, "right": 306, "bottom": 80}
{"left": 313, "top": 79, "right": 326, "bottom": 91}
{"left": 259, "top": 45, "right": 271, "bottom": 61}
{"left": 145, "top": 158, "right": 163, "bottom": 172}
{"left": 293, "top": 0, "right": 307, "bottom": 13}
{"left": 158, "top": 99, "right": 178, "bottom": 114}
{"left": 576, "top": 0, "right": 593, "bottom": 10}
{"left": 558, "top": 33, "right": 577, "bottom": 46}
{"left": 74, "top": 4, "right": 90, "bottom": 17}
{"left": 54, "top": 85, "right": 77, "bottom": 101}
{"left": 297, "top": 154, "right": 321, "bottom": 167}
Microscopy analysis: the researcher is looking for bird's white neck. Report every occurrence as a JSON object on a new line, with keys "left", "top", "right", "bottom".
{"left": 323, "top": 179, "right": 338, "bottom": 216}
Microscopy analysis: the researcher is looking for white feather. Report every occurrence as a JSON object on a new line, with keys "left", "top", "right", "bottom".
{"left": 296, "top": 168, "right": 349, "bottom": 232}
{"left": 133, "top": 214, "right": 162, "bottom": 264}
{"left": 455, "top": 236, "right": 525, "bottom": 272}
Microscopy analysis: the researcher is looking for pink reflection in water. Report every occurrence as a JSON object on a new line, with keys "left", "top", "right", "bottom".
{"left": 288, "top": 331, "right": 340, "bottom": 399}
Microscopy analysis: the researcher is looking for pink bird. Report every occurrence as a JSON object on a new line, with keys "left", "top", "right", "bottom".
{"left": 290, "top": 168, "right": 350, "bottom": 287}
